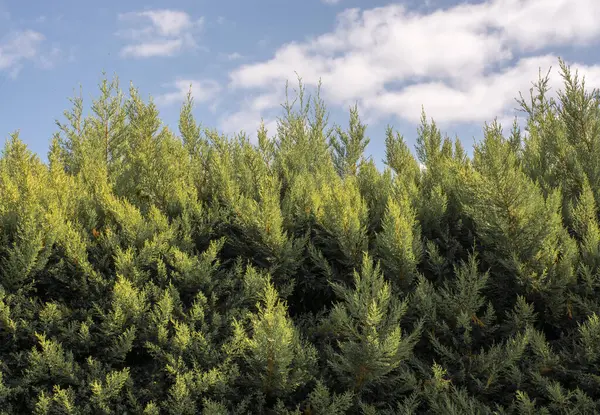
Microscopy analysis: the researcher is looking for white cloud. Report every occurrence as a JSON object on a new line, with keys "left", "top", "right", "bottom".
{"left": 117, "top": 9, "right": 203, "bottom": 58}
{"left": 155, "top": 78, "right": 221, "bottom": 106}
{"left": 218, "top": 90, "right": 282, "bottom": 138}
{"left": 226, "top": 52, "right": 243, "bottom": 61}
{"left": 139, "top": 10, "right": 193, "bottom": 36}
{"left": 156, "top": 77, "right": 281, "bottom": 140}
{"left": 219, "top": 111, "right": 279, "bottom": 140}
{"left": 37, "top": 44, "right": 63, "bottom": 69}
{"left": 322, "top": 0, "right": 343, "bottom": 4}
{"left": 0, "top": 30, "right": 43, "bottom": 68}
{"left": 0, "top": 30, "right": 47, "bottom": 76}
{"left": 121, "top": 39, "right": 184, "bottom": 58}
{"left": 228, "top": 0, "right": 600, "bottom": 127}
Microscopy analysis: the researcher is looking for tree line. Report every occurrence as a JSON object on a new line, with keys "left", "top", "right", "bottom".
{"left": 1, "top": 59, "right": 600, "bottom": 413}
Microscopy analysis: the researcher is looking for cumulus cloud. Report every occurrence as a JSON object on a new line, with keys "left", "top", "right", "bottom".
{"left": 117, "top": 9, "right": 203, "bottom": 58}
{"left": 228, "top": 0, "right": 600, "bottom": 127}
{"left": 155, "top": 78, "right": 221, "bottom": 106}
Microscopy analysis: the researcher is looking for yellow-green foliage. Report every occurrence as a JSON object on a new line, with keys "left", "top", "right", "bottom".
{"left": 1, "top": 63, "right": 600, "bottom": 414}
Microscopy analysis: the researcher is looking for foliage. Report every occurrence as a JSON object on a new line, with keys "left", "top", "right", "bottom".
{"left": 1, "top": 62, "right": 600, "bottom": 413}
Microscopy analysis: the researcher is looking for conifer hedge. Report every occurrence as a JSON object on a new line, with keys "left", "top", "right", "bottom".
{"left": 1, "top": 58, "right": 600, "bottom": 414}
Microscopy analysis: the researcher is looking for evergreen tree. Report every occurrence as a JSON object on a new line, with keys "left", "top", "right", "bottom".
{"left": 325, "top": 253, "right": 422, "bottom": 408}
{"left": 330, "top": 104, "right": 370, "bottom": 178}
{"left": 2, "top": 58, "right": 600, "bottom": 413}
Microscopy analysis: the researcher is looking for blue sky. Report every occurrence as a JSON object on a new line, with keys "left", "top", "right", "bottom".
{"left": 1, "top": 0, "right": 600, "bottom": 169}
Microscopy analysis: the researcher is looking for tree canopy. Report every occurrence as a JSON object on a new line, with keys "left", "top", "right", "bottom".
{"left": 1, "top": 58, "right": 600, "bottom": 414}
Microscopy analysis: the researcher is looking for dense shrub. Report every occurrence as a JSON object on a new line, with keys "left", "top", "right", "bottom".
{"left": 1, "top": 58, "right": 600, "bottom": 414}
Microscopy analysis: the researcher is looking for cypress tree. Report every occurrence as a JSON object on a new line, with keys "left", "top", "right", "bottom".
{"left": 1, "top": 59, "right": 600, "bottom": 413}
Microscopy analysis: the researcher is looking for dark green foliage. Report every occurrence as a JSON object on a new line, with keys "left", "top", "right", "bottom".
{"left": 2, "top": 61, "right": 600, "bottom": 414}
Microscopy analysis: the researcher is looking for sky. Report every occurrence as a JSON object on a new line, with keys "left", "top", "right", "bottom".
{"left": 1, "top": 0, "right": 600, "bottom": 169}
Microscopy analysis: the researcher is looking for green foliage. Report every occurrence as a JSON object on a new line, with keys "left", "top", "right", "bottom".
{"left": 1, "top": 59, "right": 600, "bottom": 413}
{"left": 327, "top": 253, "right": 422, "bottom": 398}
{"left": 330, "top": 103, "right": 370, "bottom": 177}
